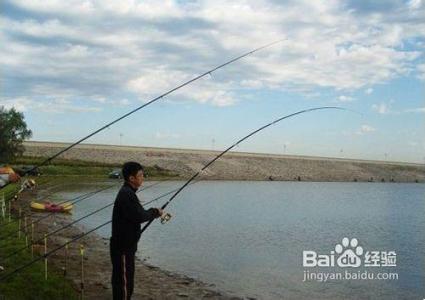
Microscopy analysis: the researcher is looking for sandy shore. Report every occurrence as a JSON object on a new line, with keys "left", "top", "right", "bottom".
{"left": 9, "top": 185, "right": 242, "bottom": 299}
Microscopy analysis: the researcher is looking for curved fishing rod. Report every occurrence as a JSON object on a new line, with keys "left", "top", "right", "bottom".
{"left": 2, "top": 177, "right": 66, "bottom": 199}
{"left": 0, "top": 182, "right": 199, "bottom": 279}
{"left": 0, "top": 184, "right": 118, "bottom": 240}
{"left": 140, "top": 106, "right": 349, "bottom": 234}
{"left": 0, "top": 177, "right": 81, "bottom": 218}
{"left": 28, "top": 178, "right": 70, "bottom": 193}
{"left": 2, "top": 179, "right": 200, "bottom": 258}
{"left": 0, "top": 219, "right": 111, "bottom": 281}
{"left": 7, "top": 40, "right": 283, "bottom": 182}
{"left": 1, "top": 179, "right": 166, "bottom": 239}
{"left": 0, "top": 178, "right": 57, "bottom": 206}
{"left": 1, "top": 181, "right": 166, "bottom": 261}
{"left": 2, "top": 179, "right": 201, "bottom": 260}
{"left": 1, "top": 183, "right": 60, "bottom": 227}
{"left": 0, "top": 106, "right": 352, "bottom": 281}
{"left": 0, "top": 180, "right": 87, "bottom": 228}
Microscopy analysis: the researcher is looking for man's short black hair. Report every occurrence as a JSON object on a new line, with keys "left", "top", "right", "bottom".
{"left": 122, "top": 161, "right": 144, "bottom": 181}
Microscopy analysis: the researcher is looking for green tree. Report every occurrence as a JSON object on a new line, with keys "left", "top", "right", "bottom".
{"left": 0, "top": 106, "right": 32, "bottom": 163}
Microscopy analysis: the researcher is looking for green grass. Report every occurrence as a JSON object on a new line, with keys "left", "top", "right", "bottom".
{"left": 0, "top": 155, "right": 180, "bottom": 299}
{"left": 10, "top": 156, "right": 179, "bottom": 179}
{"left": 0, "top": 182, "right": 20, "bottom": 201}
{"left": 0, "top": 191, "right": 79, "bottom": 299}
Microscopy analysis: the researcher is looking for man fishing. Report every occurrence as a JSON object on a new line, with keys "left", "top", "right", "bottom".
{"left": 110, "top": 161, "right": 164, "bottom": 300}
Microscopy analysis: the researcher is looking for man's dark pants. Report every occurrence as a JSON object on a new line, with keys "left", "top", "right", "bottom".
{"left": 110, "top": 242, "right": 135, "bottom": 300}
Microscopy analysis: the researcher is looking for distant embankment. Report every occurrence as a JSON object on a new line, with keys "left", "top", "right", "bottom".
{"left": 23, "top": 141, "right": 425, "bottom": 183}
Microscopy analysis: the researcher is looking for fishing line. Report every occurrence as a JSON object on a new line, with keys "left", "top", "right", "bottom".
{"left": 0, "top": 182, "right": 201, "bottom": 280}
{"left": 0, "top": 40, "right": 284, "bottom": 187}
{"left": 0, "top": 106, "right": 353, "bottom": 281}
{"left": 0, "top": 184, "right": 118, "bottom": 240}
{"left": 140, "top": 107, "right": 350, "bottom": 234}
{"left": 0, "top": 180, "right": 90, "bottom": 228}
{"left": 0, "top": 181, "right": 163, "bottom": 260}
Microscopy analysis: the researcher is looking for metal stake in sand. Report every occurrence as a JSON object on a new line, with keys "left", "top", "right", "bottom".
{"left": 62, "top": 265, "right": 66, "bottom": 300}
{"left": 0, "top": 192, "right": 5, "bottom": 219}
{"left": 31, "top": 222, "right": 35, "bottom": 258}
{"left": 64, "top": 241, "right": 69, "bottom": 280}
{"left": 80, "top": 244, "right": 85, "bottom": 300}
{"left": 24, "top": 216, "right": 28, "bottom": 247}
{"left": 8, "top": 199, "right": 11, "bottom": 222}
{"left": 62, "top": 241, "right": 68, "bottom": 300}
{"left": 18, "top": 208, "right": 22, "bottom": 239}
{"left": 44, "top": 233, "right": 48, "bottom": 280}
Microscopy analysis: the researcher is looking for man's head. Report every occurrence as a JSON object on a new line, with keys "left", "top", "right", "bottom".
{"left": 122, "top": 161, "right": 144, "bottom": 189}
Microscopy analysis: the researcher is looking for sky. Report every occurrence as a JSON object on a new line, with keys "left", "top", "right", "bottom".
{"left": 0, "top": 0, "right": 424, "bottom": 163}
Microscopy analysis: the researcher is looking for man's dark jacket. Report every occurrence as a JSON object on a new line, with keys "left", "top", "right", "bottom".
{"left": 110, "top": 182, "right": 159, "bottom": 252}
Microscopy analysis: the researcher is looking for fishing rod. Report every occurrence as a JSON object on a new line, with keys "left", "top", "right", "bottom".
{"left": 2, "top": 176, "right": 62, "bottom": 199}
{"left": 0, "top": 180, "right": 87, "bottom": 228}
{"left": 1, "top": 171, "right": 165, "bottom": 228}
{"left": 1, "top": 181, "right": 166, "bottom": 261}
{"left": 0, "top": 178, "right": 73, "bottom": 221}
{"left": 140, "top": 106, "right": 349, "bottom": 233}
{"left": 0, "top": 184, "right": 119, "bottom": 240}
{"left": 0, "top": 40, "right": 283, "bottom": 188}
{"left": 0, "top": 181, "right": 198, "bottom": 279}
{"left": 1, "top": 179, "right": 37, "bottom": 202}
{"left": 1, "top": 178, "right": 170, "bottom": 239}
{"left": 0, "top": 106, "right": 352, "bottom": 282}
{"left": 0, "top": 219, "right": 111, "bottom": 281}
{"left": 2, "top": 178, "right": 200, "bottom": 257}
{"left": 0, "top": 179, "right": 51, "bottom": 226}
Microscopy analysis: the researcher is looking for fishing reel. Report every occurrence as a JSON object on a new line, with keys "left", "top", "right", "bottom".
{"left": 17, "top": 179, "right": 37, "bottom": 194}
{"left": 22, "top": 179, "right": 36, "bottom": 191}
{"left": 160, "top": 212, "right": 172, "bottom": 224}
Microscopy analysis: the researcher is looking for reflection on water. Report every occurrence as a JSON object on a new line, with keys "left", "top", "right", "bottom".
{"left": 58, "top": 181, "right": 425, "bottom": 299}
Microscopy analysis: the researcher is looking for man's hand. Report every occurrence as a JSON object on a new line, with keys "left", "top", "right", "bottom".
{"left": 155, "top": 208, "right": 164, "bottom": 217}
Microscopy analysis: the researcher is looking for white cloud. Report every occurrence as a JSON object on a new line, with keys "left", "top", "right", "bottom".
{"left": 92, "top": 96, "right": 107, "bottom": 103}
{"left": 0, "top": 97, "right": 32, "bottom": 112}
{"left": 0, "top": 97, "right": 102, "bottom": 114}
{"left": 408, "top": 0, "right": 423, "bottom": 10}
{"left": 356, "top": 124, "right": 376, "bottom": 135}
{"left": 240, "top": 79, "right": 264, "bottom": 89}
{"left": 416, "top": 63, "right": 425, "bottom": 81}
{"left": 365, "top": 88, "right": 373, "bottom": 94}
{"left": 405, "top": 107, "right": 425, "bottom": 113}
{"left": 127, "top": 68, "right": 237, "bottom": 106}
{"left": 1, "top": 0, "right": 424, "bottom": 109}
{"left": 116, "top": 99, "right": 130, "bottom": 106}
{"left": 337, "top": 95, "right": 354, "bottom": 102}
{"left": 127, "top": 68, "right": 189, "bottom": 98}
{"left": 372, "top": 102, "right": 390, "bottom": 114}
{"left": 372, "top": 101, "right": 425, "bottom": 115}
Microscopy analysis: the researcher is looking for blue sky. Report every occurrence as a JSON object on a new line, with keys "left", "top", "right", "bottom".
{"left": 1, "top": 0, "right": 424, "bottom": 163}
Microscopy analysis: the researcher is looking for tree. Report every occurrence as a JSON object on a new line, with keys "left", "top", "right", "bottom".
{"left": 0, "top": 106, "right": 32, "bottom": 163}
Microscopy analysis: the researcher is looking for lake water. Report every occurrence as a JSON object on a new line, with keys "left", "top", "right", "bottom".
{"left": 57, "top": 181, "right": 425, "bottom": 299}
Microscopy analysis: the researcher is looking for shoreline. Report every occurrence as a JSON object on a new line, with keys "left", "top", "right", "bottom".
{"left": 10, "top": 184, "right": 242, "bottom": 299}
{"left": 22, "top": 141, "right": 425, "bottom": 166}
{"left": 23, "top": 141, "right": 425, "bottom": 183}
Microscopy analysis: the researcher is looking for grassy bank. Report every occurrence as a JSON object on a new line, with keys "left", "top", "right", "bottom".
{"left": 0, "top": 185, "right": 79, "bottom": 299}
{"left": 10, "top": 156, "right": 179, "bottom": 179}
